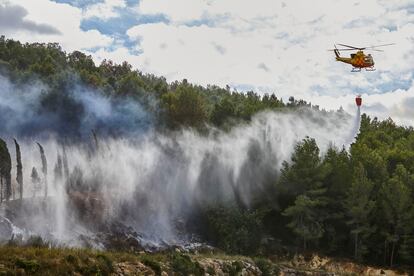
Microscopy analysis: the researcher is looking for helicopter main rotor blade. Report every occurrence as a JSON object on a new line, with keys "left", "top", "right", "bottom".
{"left": 328, "top": 48, "right": 361, "bottom": 51}
{"left": 337, "top": 43, "right": 362, "bottom": 50}
{"left": 365, "top": 43, "right": 395, "bottom": 49}
{"left": 337, "top": 48, "right": 360, "bottom": 51}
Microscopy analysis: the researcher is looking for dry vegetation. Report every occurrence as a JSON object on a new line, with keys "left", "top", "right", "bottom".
{"left": 0, "top": 245, "right": 411, "bottom": 275}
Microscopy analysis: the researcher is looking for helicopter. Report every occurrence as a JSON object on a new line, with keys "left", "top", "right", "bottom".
{"left": 329, "top": 43, "right": 394, "bottom": 72}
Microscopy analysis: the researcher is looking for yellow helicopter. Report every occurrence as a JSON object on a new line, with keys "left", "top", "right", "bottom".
{"left": 330, "top": 43, "right": 394, "bottom": 72}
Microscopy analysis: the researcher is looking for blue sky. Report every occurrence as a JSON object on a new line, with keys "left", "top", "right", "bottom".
{"left": 1, "top": 0, "right": 414, "bottom": 125}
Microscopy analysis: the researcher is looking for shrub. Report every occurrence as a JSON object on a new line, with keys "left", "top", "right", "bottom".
{"left": 223, "top": 261, "right": 243, "bottom": 276}
{"left": 141, "top": 255, "right": 162, "bottom": 275}
{"left": 170, "top": 253, "right": 204, "bottom": 276}
{"left": 15, "top": 258, "right": 40, "bottom": 273}
{"left": 25, "top": 236, "right": 49, "bottom": 248}
{"left": 205, "top": 206, "right": 264, "bottom": 254}
{"left": 96, "top": 254, "right": 114, "bottom": 274}
{"left": 254, "top": 258, "right": 276, "bottom": 276}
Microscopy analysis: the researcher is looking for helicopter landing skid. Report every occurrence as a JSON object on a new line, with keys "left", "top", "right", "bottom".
{"left": 351, "top": 67, "right": 361, "bottom": 72}
{"left": 365, "top": 66, "right": 376, "bottom": 71}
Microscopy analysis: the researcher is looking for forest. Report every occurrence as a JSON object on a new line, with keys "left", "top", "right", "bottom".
{"left": 0, "top": 36, "right": 413, "bottom": 269}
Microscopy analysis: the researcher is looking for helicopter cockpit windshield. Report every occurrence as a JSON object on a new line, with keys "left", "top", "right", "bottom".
{"left": 364, "top": 54, "right": 373, "bottom": 63}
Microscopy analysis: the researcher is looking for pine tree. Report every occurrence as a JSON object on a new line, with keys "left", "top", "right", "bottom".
{"left": 380, "top": 164, "right": 414, "bottom": 266}
{"left": 345, "top": 163, "right": 375, "bottom": 260}
{"left": 283, "top": 194, "right": 325, "bottom": 250}
{"left": 321, "top": 146, "right": 352, "bottom": 253}
{"left": 280, "top": 138, "right": 328, "bottom": 250}
{"left": 279, "top": 138, "right": 327, "bottom": 199}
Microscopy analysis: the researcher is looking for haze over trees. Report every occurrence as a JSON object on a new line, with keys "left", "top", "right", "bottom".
{"left": 0, "top": 37, "right": 413, "bottom": 268}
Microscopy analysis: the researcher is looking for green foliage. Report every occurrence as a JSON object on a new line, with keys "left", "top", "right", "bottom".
{"left": 321, "top": 147, "right": 352, "bottom": 253}
{"left": 161, "top": 83, "right": 208, "bottom": 128}
{"left": 2, "top": 36, "right": 414, "bottom": 268}
{"left": 283, "top": 194, "right": 326, "bottom": 250}
{"left": 96, "top": 254, "right": 114, "bottom": 274}
{"left": 170, "top": 252, "right": 204, "bottom": 276}
{"left": 15, "top": 258, "right": 40, "bottom": 273}
{"left": 279, "top": 138, "right": 327, "bottom": 198}
{"left": 141, "top": 255, "right": 162, "bottom": 275}
{"left": 0, "top": 36, "right": 298, "bottom": 132}
{"left": 344, "top": 163, "right": 376, "bottom": 260}
{"left": 279, "top": 138, "right": 328, "bottom": 250}
{"left": 222, "top": 261, "right": 243, "bottom": 276}
{"left": 379, "top": 164, "right": 414, "bottom": 266}
{"left": 205, "top": 206, "right": 263, "bottom": 255}
{"left": 254, "top": 258, "right": 279, "bottom": 276}
{"left": 211, "top": 96, "right": 236, "bottom": 127}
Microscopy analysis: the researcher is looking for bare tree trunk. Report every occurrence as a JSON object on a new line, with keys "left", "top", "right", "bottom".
{"left": 354, "top": 232, "right": 359, "bottom": 260}
{"left": 92, "top": 130, "right": 99, "bottom": 151}
{"left": 14, "top": 139, "right": 23, "bottom": 200}
{"left": 37, "top": 143, "right": 48, "bottom": 198}
{"left": 390, "top": 241, "right": 396, "bottom": 267}
{"left": 0, "top": 177, "right": 2, "bottom": 203}
{"left": 304, "top": 238, "right": 307, "bottom": 251}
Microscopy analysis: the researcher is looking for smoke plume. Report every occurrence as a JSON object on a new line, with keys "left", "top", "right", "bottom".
{"left": 0, "top": 73, "right": 152, "bottom": 139}
{"left": 0, "top": 73, "right": 357, "bottom": 248}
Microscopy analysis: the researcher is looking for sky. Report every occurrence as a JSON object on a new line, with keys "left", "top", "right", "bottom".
{"left": 0, "top": 0, "right": 413, "bottom": 126}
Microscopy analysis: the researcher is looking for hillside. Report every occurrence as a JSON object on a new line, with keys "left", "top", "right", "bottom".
{"left": 0, "top": 36, "right": 314, "bottom": 137}
{"left": 0, "top": 37, "right": 414, "bottom": 271}
{"left": 0, "top": 246, "right": 410, "bottom": 275}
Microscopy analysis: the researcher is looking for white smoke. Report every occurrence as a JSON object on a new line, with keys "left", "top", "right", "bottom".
{"left": 3, "top": 108, "right": 355, "bottom": 246}
{"left": 346, "top": 106, "right": 361, "bottom": 145}
{"left": 0, "top": 73, "right": 152, "bottom": 139}
{"left": 0, "top": 73, "right": 359, "bottom": 247}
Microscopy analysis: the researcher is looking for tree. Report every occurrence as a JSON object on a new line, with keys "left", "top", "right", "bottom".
{"left": 0, "top": 138, "right": 12, "bottom": 201}
{"left": 278, "top": 138, "right": 327, "bottom": 201}
{"left": 211, "top": 96, "right": 235, "bottom": 127}
{"left": 380, "top": 164, "right": 414, "bottom": 266}
{"left": 161, "top": 84, "right": 208, "bottom": 129}
{"left": 345, "top": 163, "right": 375, "bottom": 260}
{"left": 205, "top": 206, "right": 263, "bottom": 254}
{"left": 321, "top": 147, "right": 352, "bottom": 252}
{"left": 116, "top": 72, "right": 146, "bottom": 97}
{"left": 283, "top": 194, "right": 325, "bottom": 250}
{"left": 279, "top": 138, "right": 328, "bottom": 250}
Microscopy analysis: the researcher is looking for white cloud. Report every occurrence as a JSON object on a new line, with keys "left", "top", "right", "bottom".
{"left": 3, "top": 0, "right": 113, "bottom": 51}
{"left": 127, "top": 0, "right": 414, "bottom": 125}
{"left": 82, "top": 0, "right": 126, "bottom": 20}
{"left": 138, "top": 0, "right": 211, "bottom": 23}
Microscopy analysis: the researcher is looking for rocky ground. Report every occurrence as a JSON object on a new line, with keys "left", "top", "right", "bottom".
{"left": 0, "top": 241, "right": 411, "bottom": 275}
{"left": 111, "top": 252, "right": 412, "bottom": 276}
